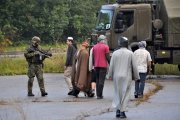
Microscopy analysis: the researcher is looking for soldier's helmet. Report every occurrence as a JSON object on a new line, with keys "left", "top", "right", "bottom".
{"left": 118, "top": 36, "right": 128, "bottom": 48}
{"left": 32, "top": 36, "right": 41, "bottom": 45}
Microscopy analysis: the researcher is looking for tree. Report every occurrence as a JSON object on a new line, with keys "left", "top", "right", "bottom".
{"left": 0, "top": 0, "right": 117, "bottom": 44}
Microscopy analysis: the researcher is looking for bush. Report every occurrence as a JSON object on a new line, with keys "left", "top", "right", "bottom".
{"left": 155, "top": 63, "right": 180, "bottom": 75}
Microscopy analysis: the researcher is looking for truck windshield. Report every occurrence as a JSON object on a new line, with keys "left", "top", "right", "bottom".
{"left": 95, "top": 9, "right": 113, "bottom": 31}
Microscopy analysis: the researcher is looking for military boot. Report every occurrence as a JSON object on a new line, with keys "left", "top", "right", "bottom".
{"left": 28, "top": 79, "right": 34, "bottom": 96}
{"left": 28, "top": 92, "right": 35, "bottom": 97}
{"left": 41, "top": 92, "right": 48, "bottom": 97}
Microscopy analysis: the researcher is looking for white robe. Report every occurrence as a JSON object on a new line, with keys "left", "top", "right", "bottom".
{"left": 108, "top": 47, "right": 139, "bottom": 111}
{"left": 89, "top": 48, "right": 94, "bottom": 71}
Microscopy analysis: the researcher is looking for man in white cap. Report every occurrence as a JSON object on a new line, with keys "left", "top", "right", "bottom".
{"left": 108, "top": 36, "right": 139, "bottom": 118}
{"left": 93, "top": 34, "right": 110, "bottom": 99}
{"left": 134, "top": 41, "right": 152, "bottom": 98}
{"left": 64, "top": 37, "right": 77, "bottom": 95}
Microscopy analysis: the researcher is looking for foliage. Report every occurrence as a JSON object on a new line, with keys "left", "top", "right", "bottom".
{"left": 0, "top": 0, "right": 116, "bottom": 44}
{"left": 0, "top": 31, "right": 5, "bottom": 52}
{"left": 0, "top": 30, "right": 12, "bottom": 52}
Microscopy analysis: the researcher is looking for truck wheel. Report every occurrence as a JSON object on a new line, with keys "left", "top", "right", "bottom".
{"left": 178, "top": 65, "right": 180, "bottom": 71}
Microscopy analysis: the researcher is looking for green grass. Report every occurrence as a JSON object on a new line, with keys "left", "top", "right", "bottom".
{"left": 3, "top": 43, "right": 67, "bottom": 52}
{"left": 0, "top": 55, "right": 180, "bottom": 75}
{"left": 0, "top": 42, "right": 180, "bottom": 75}
{"left": 155, "top": 63, "right": 180, "bottom": 75}
{"left": 4, "top": 44, "right": 28, "bottom": 52}
{"left": 43, "top": 54, "right": 65, "bottom": 73}
{"left": 0, "top": 57, "right": 27, "bottom": 75}
{"left": 0, "top": 54, "right": 65, "bottom": 76}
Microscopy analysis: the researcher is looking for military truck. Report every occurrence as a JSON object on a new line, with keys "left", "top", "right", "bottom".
{"left": 91, "top": 0, "right": 180, "bottom": 71}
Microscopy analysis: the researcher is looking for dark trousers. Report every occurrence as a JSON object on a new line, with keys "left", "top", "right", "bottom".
{"left": 95, "top": 67, "right": 107, "bottom": 97}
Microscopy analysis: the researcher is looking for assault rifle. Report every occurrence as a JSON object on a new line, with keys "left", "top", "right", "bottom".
{"left": 37, "top": 48, "right": 52, "bottom": 58}
{"left": 28, "top": 47, "right": 52, "bottom": 61}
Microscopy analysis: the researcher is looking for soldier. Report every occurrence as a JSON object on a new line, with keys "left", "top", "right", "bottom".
{"left": 24, "top": 36, "right": 52, "bottom": 97}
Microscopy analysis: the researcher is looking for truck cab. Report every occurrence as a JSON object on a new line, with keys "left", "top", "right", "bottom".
{"left": 91, "top": 0, "right": 180, "bottom": 70}
{"left": 91, "top": 2, "right": 152, "bottom": 50}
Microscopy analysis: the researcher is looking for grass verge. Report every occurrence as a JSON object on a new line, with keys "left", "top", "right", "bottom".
{"left": 155, "top": 63, "right": 180, "bottom": 75}
{"left": 0, "top": 54, "right": 65, "bottom": 75}
{"left": 135, "top": 80, "right": 163, "bottom": 106}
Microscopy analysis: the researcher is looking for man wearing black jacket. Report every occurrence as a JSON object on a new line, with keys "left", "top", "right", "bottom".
{"left": 64, "top": 37, "right": 77, "bottom": 95}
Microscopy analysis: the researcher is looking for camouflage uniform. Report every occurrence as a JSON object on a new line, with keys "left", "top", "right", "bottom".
{"left": 24, "top": 36, "right": 52, "bottom": 97}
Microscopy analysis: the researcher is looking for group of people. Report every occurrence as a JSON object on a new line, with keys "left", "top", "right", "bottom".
{"left": 24, "top": 35, "right": 152, "bottom": 119}
{"left": 64, "top": 35, "right": 110, "bottom": 99}
{"left": 64, "top": 37, "right": 94, "bottom": 97}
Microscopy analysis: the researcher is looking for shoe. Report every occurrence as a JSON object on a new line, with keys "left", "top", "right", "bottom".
{"left": 134, "top": 92, "right": 138, "bottom": 98}
{"left": 69, "top": 89, "right": 79, "bottom": 97}
{"left": 86, "top": 90, "right": 95, "bottom": 97}
{"left": 41, "top": 92, "right": 48, "bottom": 97}
{"left": 138, "top": 94, "right": 143, "bottom": 98}
{"left": 88, "top": 92, "right": 94, "bottom": 97}
{"left": 116, "top": 109, "right": 120, "bottom": 118}
{"left": 28, "top": 92, "right": 35, "bottom": 97}
{"left": 97, "top": 96, "right": 103, "bottom": 99}
{"left": 68, "top": 90, "right": 74, "bottom": 95}
{"left": 134, "top": 94, "right": 138, "bottom": 98}
{"left": 120, "top": 111, "right": 127, "bottom": 118}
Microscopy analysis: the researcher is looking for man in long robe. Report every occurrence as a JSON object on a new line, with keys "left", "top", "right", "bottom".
{"left": 108, "top": 36, "right": 139, "bottom": 118}
{"left": 70, "top": 41, "right": 94, "bottom": 97}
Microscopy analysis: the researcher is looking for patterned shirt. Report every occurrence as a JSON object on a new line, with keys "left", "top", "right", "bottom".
{"left": 134, "top": 48, "right": 152, "bottom": 73}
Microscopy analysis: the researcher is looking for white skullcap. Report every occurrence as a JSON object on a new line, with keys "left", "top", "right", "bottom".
{"left": 67, "top": 37, "right": 73, "bottom": 40}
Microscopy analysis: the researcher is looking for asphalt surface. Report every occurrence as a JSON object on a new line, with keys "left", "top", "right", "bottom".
{"left": 0, "top": 74, "right": 179, "bottom": 120}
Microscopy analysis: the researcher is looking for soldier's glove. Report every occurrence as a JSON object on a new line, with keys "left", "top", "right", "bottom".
{"left": 48, "top": 53, "right": 52, "bottom": 57}
{"left": 43, "top": 53, "right": 52, "bottom": 58}
{"left": 34, "top": 51, "right": 40, "bottom": 56}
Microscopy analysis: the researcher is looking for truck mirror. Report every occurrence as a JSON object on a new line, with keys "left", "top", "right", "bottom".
{"left": 106, "top": 24, "right": 111, "bottom": 29}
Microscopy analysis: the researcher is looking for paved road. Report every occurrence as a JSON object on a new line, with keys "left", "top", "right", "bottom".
{"left": 87, "top": 79, "right": 180, "bottom": 120}
{"left": 0, "top": 74, "right": 179, "bottom": 120}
